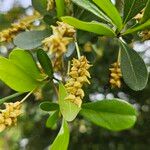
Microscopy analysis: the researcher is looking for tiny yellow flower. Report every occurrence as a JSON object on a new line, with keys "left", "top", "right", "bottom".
{"left": 0, "top": 13, "right": 41, "bottom": 43}
{"left": 0, "top": 101, "right": 22, "bottom": 132}
{"left": 51, "top": 21, "right": 75, "bottom": 37}
{"left": 109, "top": 62, "right": 122, "bottom": 88}
{"left": 140, "top": 30, "right": 150, "bottom": 41}
{"left": 83, "top": 42, "right": 93, "bottom": 52}
{"left": 47, "top": 0, "right": 55, "bottom": 11}
{"left": 42, "top": 21, "right": 75, "bottom": 71}
{"left": 65, "top": 56, "right": 91, "bottom": 107}
{"left": 134, "top": 9, "right": 144, "bottom": 21}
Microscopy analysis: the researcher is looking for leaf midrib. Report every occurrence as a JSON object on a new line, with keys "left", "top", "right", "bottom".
{"left": 121, "top": 43, "right": 138, "bottom": 86}
{"left": 81, "top": 108, "right": 136, "bottom": 116}
{"left": 124, "top": 0, "right": 136, "bottom": 23}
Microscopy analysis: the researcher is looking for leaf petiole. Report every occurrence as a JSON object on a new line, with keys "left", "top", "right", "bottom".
{"left": 0, "top": 92, "right": 24, "bottom": 105}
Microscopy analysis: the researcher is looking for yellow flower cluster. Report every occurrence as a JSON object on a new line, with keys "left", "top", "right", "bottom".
{"left": 47, "top": 0, "right": 55, "bottom": 11}
{"left": 65, "top": 56, "right": 91, "bottom": 107}
{"left": 83, "top": 42, "right": 93, "bottom": 52}
{"left": 47, "top": 0, "right": 71, "bottom": 11}
{"left": 43, "top": 35, "right": 71, "bottom": 57}
{"left": 140, "top": 29, "right": 150, "bottom": 41}
{"left": 0, "top": 13, "right": 41, "bottom": 43}
{"left": 109, "top": 62, "right": 122, "bottom": 88}
{"left": 52, "top": 21, "right": 75, "bottom": 37}
{"left": 0, "top": 22, "right": 30, "bottom": 43}
{"left": 42, "top": 21, "right": 76, "bottom": 71}
{"left": 33, "top": 88, "right": 43, "bottom": 100}
{"left": 65, "top": 0, "right": 71, "bottom": 4}
{"left": 0, "top": 101, "right": 22, "bottom": 132}
{"left": 134, "top": 9, "right": 144, "bottom": 21}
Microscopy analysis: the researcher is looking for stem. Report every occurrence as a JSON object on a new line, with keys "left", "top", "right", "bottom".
{"left": 61, "top": 57, "right": 66, "bottom": 83}
{"left": 117, "top": 48, "right": 121, "bottom": 63}
{"left": 53, "top": 77, "right": 60, "bottom": 82}
{"left": 75, "top": 41, "right": 81, "bottom": 59}
{"left": 50, "top": 80, "right": 59, "bottom": 99}
{"left": 67, "top": 61, "right": 71, "bottom": 75}
{"left": 20, "top": 89, "right": 34, "bottom": 103}
{"left": 119, "top": 37, "right": 125, "bottom": 43}
{"left": 0, "top": 92, "right": 24, "bottom": 105}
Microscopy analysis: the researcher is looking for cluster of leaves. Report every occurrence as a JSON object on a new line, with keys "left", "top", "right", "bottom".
{"left": 0, "top": 0, "right": 150, "bottom": 149}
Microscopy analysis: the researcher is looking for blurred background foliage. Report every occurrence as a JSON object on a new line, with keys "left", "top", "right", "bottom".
{"left": 0, "top": 0, "right": 150, "bottom": 150}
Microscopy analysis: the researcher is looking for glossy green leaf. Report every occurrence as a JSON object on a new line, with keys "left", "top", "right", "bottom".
{"left": 72, "top": 0, "right": 111, "bottom": 23}
{"left": 14, "top": 30, "right": 51, "bottom": 49}
{"left": 120, "top": 41, "right": 148, "bottom": 91}
{"left": 40, "top": 102, "right": 59, "bottom": 111}
{"left": 123, "top": 19, "right": 150, "bottom": 35}
{"left": 59, "top": 83, "right": 80, "bottom": 122}
{"left": 80, "top": 99, "right": 137, "bottom": 131}
{"left": 0, "top": 57, "right": 41, "bottom": 92}
{"left": 61, "top": 16, "right": 115, "bottom": 36}
{"left": 92, "top": 0, "right": 122, "bottom": 30}
{"left": 141, "top": 0, "right": 150, "bottom": 23}
{"left": 55, "top": 0, "right": 65, "bottom": 17}
{"left": 32, "top": 0, "right": 47, "bottom": 14}
{"left": 50, "top": 119, "right": 70, "bottom": 150}
{"left": 37, "top": 49, "right": 53, "bottom": 79}
{"left": 123, "top": 0, "right": 148, "bottom": 24}
{"left": 9, "top": 49, "right": 43, "bottom": 80}
{"left": 46, "top": 111, "right": 59, "bottom": 129}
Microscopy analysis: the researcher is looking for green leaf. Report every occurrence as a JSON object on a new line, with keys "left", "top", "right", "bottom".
{"left": 59, "top": 83, "right": 80, "bottom": 122}
{"left": 9, "top": 49, "right": 43, "bottom": 80}
{"left": 0, "top": 57, "right": 41, "bottom": 92}
{"left": 32, "top": 0, "right": 47, "bottom": 14}
{"left": 123, "top": 19, "right": 150, "bottom": 35}
{"left": 37, "top": 49, "right": 53, "bottom": 79}
{"left": 72, "top": 0, "right": 111, "bottom": 23}
{"left": 55, "top": 0, "right": 65, "bottom": 17}
{"left": 120, "top": 41, "right": 148, "bottom": 91}
{"left": 123, "top": 0, "right": 148, "bottom": 24}
{"left": 92, "top": 0, "right": 122, "bottom": 30}
{"left": 14, "top": 30, "right": 51, "bottom": 49}
{"left": 80, "top": 99, "right": 137, "bottom": 131}
{"left": 46, "top": 111, "right": 59, "bottom": 129}
{"left": 50, "top": 119, "right": 70, "bottom": 150}
{"left": 141, "top": 0, "right": 150, "bottom": 23}
{"left": 40, "top": 102, "right": 59, "bottom": 111}
{"left": 61, "top": 16, "right": 115, "bottom": 36}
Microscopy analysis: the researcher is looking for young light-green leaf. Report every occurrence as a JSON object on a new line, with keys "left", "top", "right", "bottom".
{"left": 14, "top": 30, "right": 51, "bottom": 49}
{"left": 61, "top": 16, "right": 115, "bottom": 36}
{"left": 55, "top": 0, "right": 65, "bottom": 18}
{"left": 46, "top": 111, "right": 59, "bottom": 129}
{"left": 72, "top": 0, "right": 111, "bottom": 23}
{"left": 92, "top": 0, "right": 122, "bottom": 30}
{"left": 120, "top": 41, "right": 148, "bottom": 91}
{"left": 40, "top": 102, "right": 59, "bottom": 112}
{"left": 80, "top": 99, "right": 137, "bottom": 131}
{"left": 141, "top": 0, "right": 150, "bottom": 23}
{"left": 123, "top": 19, "right": 150, "bottom": 35}
{"left": 0, "top": 57, "right": 41, "bottom": 92}
{"left": 9, "top": 49, "right": 43, "bottom": 80}
{"left": 123, "top": 0, "right": 148, "bottom": 24}
{"left": 37, "top": 49, "right": 54, "bottom": 79}
{"left": 59, "top": 83, "right": 80, "bottom": 122}
{"left": 50, "top": 119, "right": 70, "bottom": 150}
